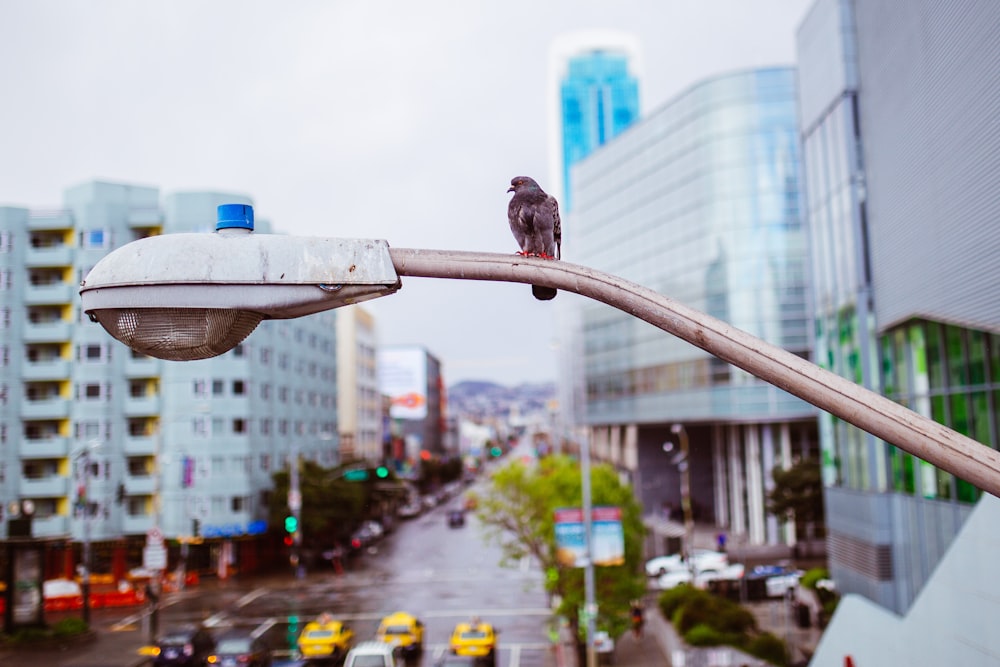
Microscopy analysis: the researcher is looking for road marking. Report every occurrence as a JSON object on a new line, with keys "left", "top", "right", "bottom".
{"left": 252, "top": 617, "right": 276, "bottom": 638}
{"left": 236, "top": 587, "right": 270, "bottom": 607}
{"left": 508, "top": 644, "right": 521, "bottom": 667}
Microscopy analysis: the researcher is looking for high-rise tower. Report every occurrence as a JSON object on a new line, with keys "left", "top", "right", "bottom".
{"left": 549, "top": 33, "right": 640, "bottom": 211}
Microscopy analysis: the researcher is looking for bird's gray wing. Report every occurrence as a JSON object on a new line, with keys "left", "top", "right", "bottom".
{"left": 548, "top": 195, "right": 562, "bottom": 260}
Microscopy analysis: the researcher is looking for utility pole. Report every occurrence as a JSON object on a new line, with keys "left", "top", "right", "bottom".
{"left": 289, "top": 446, "right": 303, "bottom": 579}
{"left": 580, "top": 428, "right": 597, "bottom": 667}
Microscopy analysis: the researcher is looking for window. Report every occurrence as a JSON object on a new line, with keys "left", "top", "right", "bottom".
{"left": 193, "top": 417, "right": 209, "bottom": 437}
{"left": 231, "top": 496, "right": 247, "bottom": 512}
{"left": 79, "top": 344, "right": 106, "bottom": 363}
{"left": 233, "top": 344, "right": 245, "bottom": 358}
{"left": 0, "top": 231, "right": 10, "bottom": 252}
{"left": 261, "top": 419, "right": 272, "bottom": 435}
{"left": 193, "top": 379, "right": 208, "bottom": 397}
{"left": 232, "top": 380, "right": 246, "bottom": 395}
{"left": 212, "top": 380, "right": 224, "bottom": 396}
{"left": 233, "top": 418, "right": 247, "bottom": 434}
{"left": 80, "top": 383, "right": 107, "bottom": 401}
{"left": 0, "top": 270, "right": 10, "bottom": 290}
{"left": 81, "top": 229, "right": 108, "bottom": 248}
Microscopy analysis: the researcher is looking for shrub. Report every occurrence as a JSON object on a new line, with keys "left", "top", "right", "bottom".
{"left": 672, "top": 592, "right": 720, "bottom": 635}
{"left": 800, "top": 567, "right": 829, "bottom": 590}
{"left": 53, "top": 617, "right": 89, "bottom": 637}
{"left": 658, "top": 584, "right": 703, "bottom": 621}
{"left": 714, "top": 604, "right": 757, "bottom": 635}
{"left": 745, "top": 631, "right": 788, "bottom": 666}
{"left": 684, "top": 623, "right": 726, "bottom": 646}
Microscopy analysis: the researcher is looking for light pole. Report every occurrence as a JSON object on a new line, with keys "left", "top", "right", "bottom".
{"left": 72, "top": 440, "right": 101, "bottom": 626}
{"left": 77, "top": 214, "right": 1000, "bottom": 497}
{"left": 668, "top": 424, "right": 694, "bottom": 564}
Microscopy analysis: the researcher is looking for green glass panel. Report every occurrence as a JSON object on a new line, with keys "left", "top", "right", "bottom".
{"left": 972, "top": 391, "right": 990, "bottom": 445}
{"left": 936, "top": 468, "right": 953, "bottom": 500}
{"left": 950, "top": 393, "right": 970, "bottom": 436}
{"left": 991, "top": 334, "right": 1000, "bottom": 384}
{"left": 931, "top": 395, "right": 947, "bottom": 424}
{"left": 894, "top": 329, "right": 909, "bottom": 397}
{"left": 926, "top": 323, "right": 944, "bottom": 389}
{"left": 968, "top": 329, "right": 986, "bottom": 386}
{"left": 910, "top": 324, "right": 927, "bottom": 375}
{"left": 881, "top": 336, "right": 895, "bottom": 396}
{"left": 957, "top": 478, "right": 980, "bottom": 503}
{"left": 902, "top": 452, "right": 915, "bottom": 494}
{"left": 946, "top": 325, "right": 966, "bottom": 386}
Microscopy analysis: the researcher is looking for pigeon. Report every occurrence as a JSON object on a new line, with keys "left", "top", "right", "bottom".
{"left": 507, "top": 176, "right": 562, "bottom": 300}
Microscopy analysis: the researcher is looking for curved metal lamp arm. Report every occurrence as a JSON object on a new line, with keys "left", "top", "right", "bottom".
{"left": 389, "top": 247, "right": 1000, "bottom": 498}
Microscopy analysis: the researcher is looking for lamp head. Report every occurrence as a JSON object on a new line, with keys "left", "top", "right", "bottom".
{"left": 80, "top": 204, "right": 401, "bottom": 361}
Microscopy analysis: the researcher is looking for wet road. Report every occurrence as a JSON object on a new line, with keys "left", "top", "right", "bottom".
{"left": 142, "top": 490, "right": 556, "bottom": 667}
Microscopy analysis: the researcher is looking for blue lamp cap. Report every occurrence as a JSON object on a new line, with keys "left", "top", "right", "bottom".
{"left": 217, "top": 203, "right": 254, "bottom": 231}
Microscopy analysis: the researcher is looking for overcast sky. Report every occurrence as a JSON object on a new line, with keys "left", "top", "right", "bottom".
{"left": 0, "top": 0, "right": 812, "bottom": 387}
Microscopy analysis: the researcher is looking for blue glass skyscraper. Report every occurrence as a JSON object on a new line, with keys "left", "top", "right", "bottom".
{"left": 558, "top": 48, "right": 639, "bottom": 210}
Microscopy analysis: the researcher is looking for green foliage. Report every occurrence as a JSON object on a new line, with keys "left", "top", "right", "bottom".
{"left": 658, "top": 583, "right": 703, "bottom": 620}
{"left": 684, "top": 623, "right": 727, "bottom": 646}
{"left": 800, "top": 567, "right": 829, "bottom": 590}
{"left": 745, "top": 631, "right": 788, "bottom": 666}
{"left": 475, "top": 454, "right": 647, "bottom": 643}
{"left": 767, "top": 457, "right": 825, "bottom": 537}
{"left": 271, "top": 460, "right": 369, "bottom": 545}
{"left": 52, "top": 617, "right": 89, "bottom": 637}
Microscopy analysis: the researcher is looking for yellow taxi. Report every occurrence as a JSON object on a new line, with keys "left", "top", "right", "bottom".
{"left": 297, "top": 613, "right": 355, "bottom": 663}
{"left": 375, "top": 611, "right": 425, "bottom": 657}
{"left": 449, "top": 618, "right": 498, "bottom": 665}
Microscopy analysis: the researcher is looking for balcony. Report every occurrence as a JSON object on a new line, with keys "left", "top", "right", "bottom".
{"left": 21, "top": 397, "right": 70, "bottom": 420}
{"left": 23, "top": 282, "right": 73, "bottom": 305}
{"left": 125, "top": 476, "right": 155, "bottom": 496}
{"left": 28, "top": 514, "right": 68, "bottom": 538}
{"left": 25, "top": 245, "right": 73, "bottom": 267}
{"left": 124, "top": 395, "right": 160, "bottom": 416}
{"left": 20, "top": 437, "right": 69, "bottom": 458}
{"left": 27, "top": 210, "right": 72, "bottom": 231}
{"left": 123, "top": 436, "right": 156, "bottom": 456}
{"left": 23, "top": 320, "right": 72, "bottom": 343}
{"left": 22, "top": 359, "right": 70, "bottom": 380}
{"left": 124, "top": 355, "right": 159, "bottom": 376}
{"left": 122, "top": 514, "right": 155, "bottom": 536}
{"left": 20, "top": 475, "right": 68, "bottom": 497}
{"left": 128, "top": 208, "right": 161, "bottom": 227}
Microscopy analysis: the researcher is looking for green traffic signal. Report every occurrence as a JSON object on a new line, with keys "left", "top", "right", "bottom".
{"left": 284, "top": 515, "right": 298, "bottom": 533}
{"left": 490, "top": 446, "right": 502, "bottom": 457}
{"left": 375, "top": 466, "right": 389, "bottom": 479}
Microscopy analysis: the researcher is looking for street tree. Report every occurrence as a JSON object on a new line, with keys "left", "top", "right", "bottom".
{"left": 767, "top": 456, "right": 825, "bottom": 541}
{"left": 474, "top": 454, "right": 646, "bottom": 652}
{"left": 270, "top": 460, "right": 367, "bottom": 546}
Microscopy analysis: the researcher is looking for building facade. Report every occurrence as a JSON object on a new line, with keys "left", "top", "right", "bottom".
{"left": 336, "top": 305, "right": 383, "bottom": 463}
{"left": 570, "top": 67, "right": 818, "bottom": 548}
{"left": 0, "top": 181, "right": 341, "bottom": 578}
{"left": 551, "top": 36, "right": 640, "bottom": 211}
{"left": 377, "top": 345, "right": 444, "bottom": 470}
{"left": 798, "top": 0, "right": 1000, "bottom": 617}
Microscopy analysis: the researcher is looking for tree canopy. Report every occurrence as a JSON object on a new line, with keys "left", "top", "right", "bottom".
{"left": 767, "top": 456, "right": 825, "bottom": 537}
{"left": 473, "top": 454, "right": 646, "bottom": 645}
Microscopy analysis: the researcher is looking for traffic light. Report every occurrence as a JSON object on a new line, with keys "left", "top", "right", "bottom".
{"left": 284, "top": 515, "right": 298, "bottom": 533}
{"left": 343, "top": 468, "right": 369, "bottom": 482}
{"left": 283, "top": 534, "right": 294, "bottom": 547}
{"left": 375, "top": 466, "right": 389, "bottom": 479}
{"left": 490, "top": 446, "right": 503, "bottom": 457}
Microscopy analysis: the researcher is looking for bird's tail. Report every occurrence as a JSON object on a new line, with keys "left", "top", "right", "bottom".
{"left": 532, "top": 285, "right": 557, "bottom": 301}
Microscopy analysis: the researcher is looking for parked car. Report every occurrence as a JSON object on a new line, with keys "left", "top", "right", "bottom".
{"left": 349, "top": 520, "right": 384, "bottom": 550}
{"left": 207, "top": 631, "right": 272, "bottom": 667}
{"left": 644, "top": 549, "right": 729, "bottom": 577}
{"left": 654, "top": 562, "right": 746, "bottom": 591}
{"left": 448, "top": 618, "right": 498, "bottom": 665}
{"left": 376, "top": 611, "right": 424, "bottom": 658}
{"left": 152, "top": 624, "right": 216, "bottom": 666}
{"left": 343, "top": 640, "right": 397, "bottom": 667}
{"left": 447, "top": 509, "right": 466, "bottom": 528}
{"left": 398, "top": 501, "right": 423, "bottom": 519}
{"left": 297, "top": 613, "right": 355, "bottom": 663}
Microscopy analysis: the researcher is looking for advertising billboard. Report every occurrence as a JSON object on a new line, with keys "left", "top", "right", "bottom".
{"left": 378, "top": 346, "right": 428, "bottom": 420}
{"left": 553, "top": 506, "right": 625, "bottom": 567}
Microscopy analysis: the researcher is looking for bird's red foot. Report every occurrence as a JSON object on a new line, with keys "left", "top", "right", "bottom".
{"left": 515, "top": 251, "right": 528, "bottom": 256}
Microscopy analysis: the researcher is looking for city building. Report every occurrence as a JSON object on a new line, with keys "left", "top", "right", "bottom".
{"left": 377, "top": 345, "right": 445, "bottom": 470}
{"left": 549, "top": 33, "right": 640, "bottom": 211}
{"left": 569, "top": 67, "right": 818, "bottom": 549}
{"left": 335, "top": 305, "right": 383, "bottom": 463}
{"left": 797, "top": 0, "right": 1000, "bottom": 634}
{"left": 0, "top": 180, "right": 340, "bottom": 578}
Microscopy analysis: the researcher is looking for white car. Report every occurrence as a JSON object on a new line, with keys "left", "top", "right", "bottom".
{"left": 644, "top": 549, "right": 729, "bottom": 577}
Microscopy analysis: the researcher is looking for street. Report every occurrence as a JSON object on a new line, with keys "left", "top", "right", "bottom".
{"left": 110, "top": 488, "right": 557, "bottom": 667}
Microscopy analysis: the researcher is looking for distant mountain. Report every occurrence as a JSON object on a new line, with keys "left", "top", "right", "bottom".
{"left": 448, "top": 380, "right": 556, "bottom": 421}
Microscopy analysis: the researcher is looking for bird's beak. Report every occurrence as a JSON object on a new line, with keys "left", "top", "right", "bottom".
{"left": 507, "top": 186, "right": 515, "bottom": 193}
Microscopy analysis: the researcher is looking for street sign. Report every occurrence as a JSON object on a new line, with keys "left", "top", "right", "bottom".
{"left": 146, "top": 527, "right": 164, "bottom": 546}
{"left": 143, "top": 545, "right": 167, "bottom": 570}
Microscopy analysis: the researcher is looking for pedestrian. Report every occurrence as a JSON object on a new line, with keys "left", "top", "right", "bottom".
{"left": 630, "top": 601, "right": 644, "bottom": 638}
{"left": 716, "top": 531, "right": 727, "bottom": 553}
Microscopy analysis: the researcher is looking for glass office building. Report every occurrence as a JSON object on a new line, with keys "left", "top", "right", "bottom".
{"left": 799, "top": 0, "right": 1000, "bottom": 618}
{"left": 572, "top": 67, "right": 818, "bottom": 548}
{"left": 558, "top": 47, "right": 640, "bottom": 210}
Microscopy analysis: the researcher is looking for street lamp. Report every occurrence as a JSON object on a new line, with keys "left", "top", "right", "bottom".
{"left": 667, "top": 425, "right": 694, "bottom": 565}
{"left": 78, "top": 205, "right": 1000, "bottom": 498}
{"left": 71, "top": 440, "right": 102, "bottom": 626}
